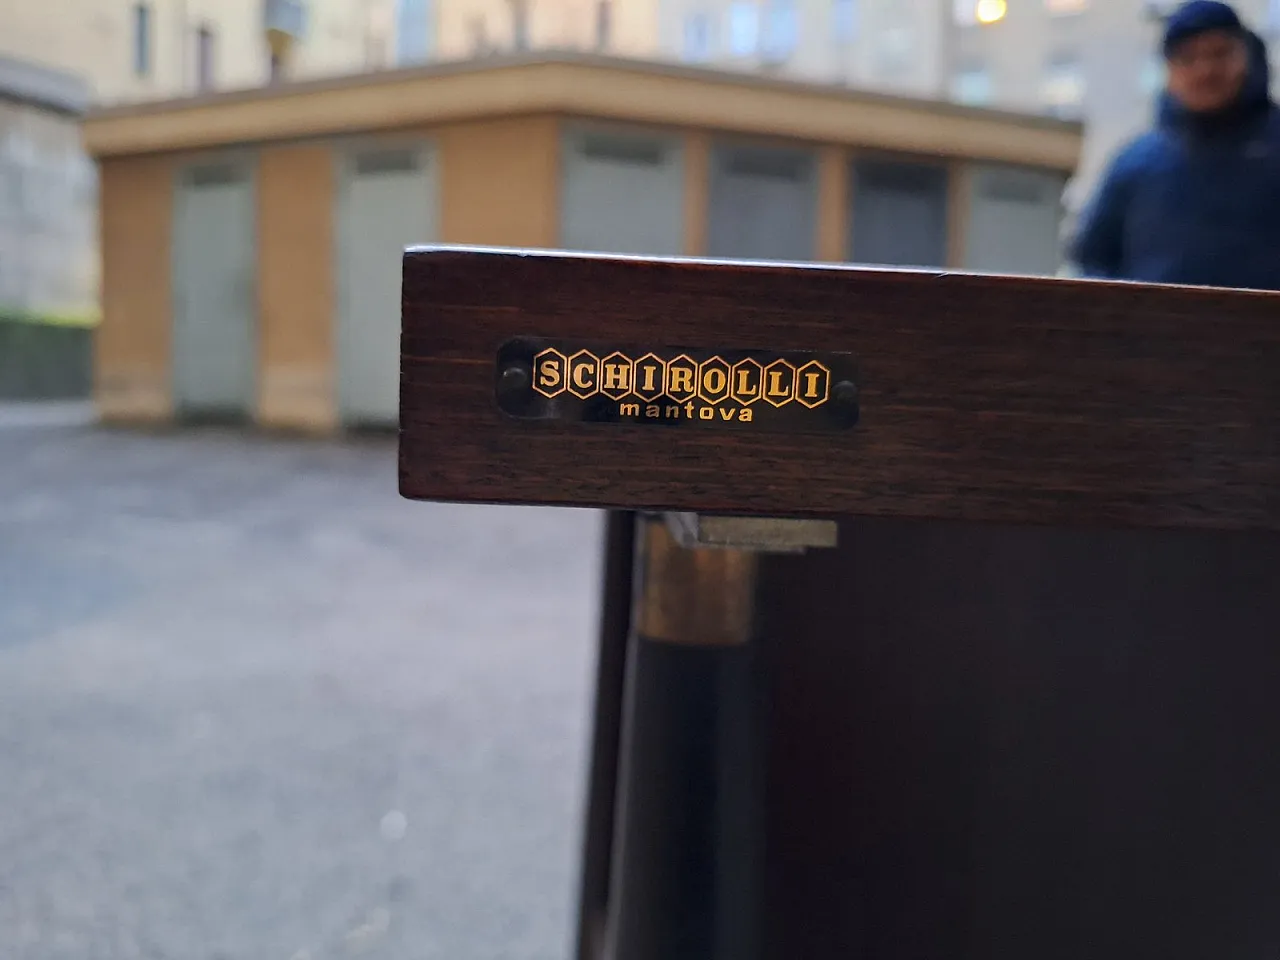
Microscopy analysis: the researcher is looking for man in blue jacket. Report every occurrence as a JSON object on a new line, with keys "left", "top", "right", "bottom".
{"left": 1070, "top": 0, "right": 1280, "bottom": 291}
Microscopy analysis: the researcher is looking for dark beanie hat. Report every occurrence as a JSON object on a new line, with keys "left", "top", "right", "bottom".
{"left": 1163, "top": 0, "right": 1244, "bottom": 57}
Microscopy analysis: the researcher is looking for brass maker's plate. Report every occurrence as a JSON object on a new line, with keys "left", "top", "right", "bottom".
{"left": 495, "top": 338, "right": 860, "bottom": 434}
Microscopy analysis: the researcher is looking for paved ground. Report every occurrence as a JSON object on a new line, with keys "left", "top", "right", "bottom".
{"left": 0, "top": 407, "right": 603, "bottom": 960}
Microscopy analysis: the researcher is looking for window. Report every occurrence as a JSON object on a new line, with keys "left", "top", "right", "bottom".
{"left": 1045, "top": 0, "right": 1088, "bottom": 15}
{"left": 761, "top": 0, "right": 798, "bottom": 62}
{"left": 1041, "top": 54, "right": 1085, "bottom": 118}
{"left": 510, "top": 0, "right": 530, "bottom": 49}
{"left": 683, "top": 12, "right": 713, "bottom": 61}
{"left": 832, "top": 0, "right": 857, "bottom": 43}
{"left": 727, "top": 2, "right": 759, "bottom": 56}
{"left": 952, "top": 64, "right": 992, "bottom": 105}
{"left": 133, "top": 3, "right": 152, "bottom": 77}
{"left": 468, "top": 15, "right": 489, "bottom": 53}
{"left": 875, "top": 25, "right": 913, "bottom": 74}
{"left": 196, "top": 25, "right": 215, "bottom": 91}
{"left": 596, "top": 0, "right": 611, "bottom": 48}
{"left": 954, "top": 0, "right": 1007, "bottom": 26}
{"left": 365, "top": 1, "right": 392, "bottom": 67}
{"left": 395, "top": 0, "right": 431, "bottom": 63}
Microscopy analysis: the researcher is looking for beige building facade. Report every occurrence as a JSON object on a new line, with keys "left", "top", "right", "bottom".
{"left": 22, "top": 0, "right": 1274, "bottom": 293}
{"left": 0, "top": 0, "right": 661, "bottom": 106}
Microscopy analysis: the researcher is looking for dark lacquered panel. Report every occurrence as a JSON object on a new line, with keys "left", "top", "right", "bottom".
{"left": 757, "top": 518, "right": 1280, "bottom": 960}
{"left": 400, "top": 247, "right": 1280, "bottom": 532}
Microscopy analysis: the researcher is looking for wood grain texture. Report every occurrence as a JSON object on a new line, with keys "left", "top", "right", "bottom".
{"left": 399, "top": 247, "right": 1280, "bottom": 532}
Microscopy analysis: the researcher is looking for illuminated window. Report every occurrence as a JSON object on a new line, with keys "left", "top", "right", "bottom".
{"left": 954, "top": 0, "right": 1007, "bottom": 25}
{"left": 1045, "top": 0, "right": 1088, "bottom": 15}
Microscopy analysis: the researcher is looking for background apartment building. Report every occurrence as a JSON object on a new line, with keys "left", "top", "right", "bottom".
{"left": 4, "top": 0, "right": 1275, "bottom": 321}
{"left": 0, "top": 0, "right": 656, "bottom": 322}
{"left": 658, "top": 0, "right": 947, "bottom": 96}
{"left": 944, "top": 0, "right": 1280, "bottom": 208}
{"left": 0, "top": 0, "right": 657, "bottom": 105}
{"left": 660, "top": 0, "right": 1280, "bottom": 213}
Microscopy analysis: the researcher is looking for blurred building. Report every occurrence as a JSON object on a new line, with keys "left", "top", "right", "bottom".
{"left": 83, "top": 53, "right": 1080, "bottom": 432}
{"left": 656, "top": 0, "right": 1279, "bottom": 219}
{"left": 655, "top": 0, "right": 947, "bottom": 97}
{"left": 943, "top": 0, "right": 1280, "bottom": 211}
{"left": 0, "top": 0, "right": 655, "bottom": 330}
{"left": 0, "top": 0, "right": 659, "bottom": 105}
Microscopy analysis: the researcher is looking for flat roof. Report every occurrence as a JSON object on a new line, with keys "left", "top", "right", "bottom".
{"left": 84, "top": 51, "right": 1082, "bottom": 171}
{"left": 0, "top": 53, "right": 90, "bottom": 116}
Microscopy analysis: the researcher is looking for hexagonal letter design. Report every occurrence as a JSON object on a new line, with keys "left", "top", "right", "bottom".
{"left": 632, "top": 353, "right": 667, "bottom": 402}
{"left": 666, "top": 355, "right": 698, "bottom": 403}
{"left": 794, "top": 361, "right": 831, "bottom": 409}
{"left": 697, "top": 357, "right": 733, "bottom": 405}
{"left": 730, "top": 359, "right": 763, "bottom": 405}
{"left": 763, "top": 359, "right": 796, "bottom": 408}
{"left": 600, "top": 352, "right": 634, "bottom": 400}
{"left": 533, "top": 348, "right": 568, "bottom": 399}
{"left": 568, "top": 350, "right": 601, "bottom": 400}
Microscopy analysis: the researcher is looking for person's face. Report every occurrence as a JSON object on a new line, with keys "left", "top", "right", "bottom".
{"left": 1166, "top": 29, "right": 1250, "bottom": 114}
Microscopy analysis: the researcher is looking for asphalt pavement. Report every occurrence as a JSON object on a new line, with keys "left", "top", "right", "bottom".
{"left": 0, "top": 407, "right": 603, "bottom": 960}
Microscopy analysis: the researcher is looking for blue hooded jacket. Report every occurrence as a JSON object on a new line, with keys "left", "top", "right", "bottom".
{"left": 1070, "top": 32, "right": 1280, "bottom": 291}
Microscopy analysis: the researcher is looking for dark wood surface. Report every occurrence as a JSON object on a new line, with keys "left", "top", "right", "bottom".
{"left": 399, "top": 248, "right": 1280, "bottom": 956}
{"left": 757, "top": 516, "right": 1280, "bottom": 959}
{"left": 400, "top": 246, "right": 1280, "bottom": 531}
